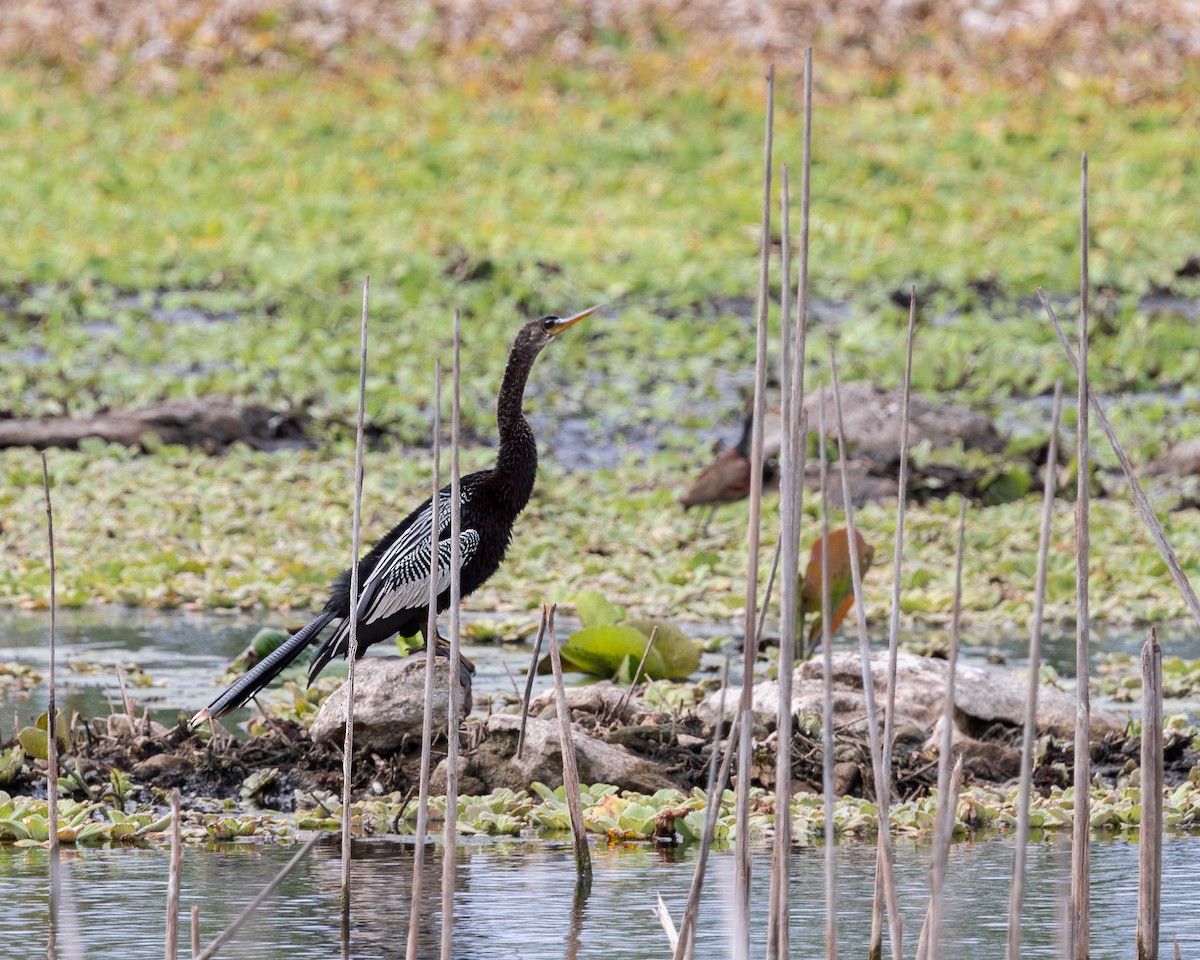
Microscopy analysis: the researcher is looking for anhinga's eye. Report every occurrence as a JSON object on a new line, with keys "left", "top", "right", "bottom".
{"left": 541, "top": 316, "right": 559, "bottom": 331}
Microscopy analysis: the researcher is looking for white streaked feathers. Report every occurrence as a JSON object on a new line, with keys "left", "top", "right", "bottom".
{"left": 359, "top": 528, "right": 480, "bottom": 624}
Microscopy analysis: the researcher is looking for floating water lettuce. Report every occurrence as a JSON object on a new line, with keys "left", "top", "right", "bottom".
{"left": 539, "top": 592, "right": 701, "bottom": 680}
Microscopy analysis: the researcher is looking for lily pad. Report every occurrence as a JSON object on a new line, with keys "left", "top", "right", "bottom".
{"left": 547, "top": 625, "right": 667, "bottom": 680}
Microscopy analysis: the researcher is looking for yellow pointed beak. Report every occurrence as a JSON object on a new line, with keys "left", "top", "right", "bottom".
{"left": 546, "top": 303, "right": 601, "bottom": 335}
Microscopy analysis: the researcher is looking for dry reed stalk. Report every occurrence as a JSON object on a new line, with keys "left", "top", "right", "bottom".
{"left": 733, "top": 63, "right": 775, "bottom": 960}
{"left": 829, "top": 350, "right": 903, "bottom": 960}
{"left": 1006, "top": 377, "right": 1064, "bottom": 960}
{"left": 165, "top": 789, "right": 183, "bottom": 960}
{"left": 916, "top": 756, "right": 964, "bottom": 960}
{"left": 1040, "top": 288, "right": 1200, "bottom": 628}
{"left": 546, "top": 604, "right": 593, "bottom": 892}
{"left": 766, "top": 160, "right": 793, "bottom": 960}
{"left": 190, "top": 907, "right": 200, "bottom": 959}
{"left": 817, "top": 387, "right": 838, "bottom": 960}
{"left": 194, "top": 836, "right": 320, "bottom": 960}
{"left": 440, "top": 309, "right": 464, "bottom": 960}
{"left": 1070, "top": 155, "right": 1091, "bottom": 960}
{"left": 926, "top": 500, "right": 967, "bottom": 960}
{"left": 41, "top": 452, "right": 59, "bottom": 860}
{"left": 517, "top": 607, "right": 549, "bottom": 759}
{"left": 871, "top": 286, "right": 917, "bottom": 960}
{"left": 1137, "top": 629, "right": 1163, "bottom": 960}
{"left": 405, "top": 359, "right": 442, "bottom": 960}
{"left": 673, "top": 653, "right": 732, "bottom": 960}
{"left": 339, "top": 276, "right": 370, "bottom": 916}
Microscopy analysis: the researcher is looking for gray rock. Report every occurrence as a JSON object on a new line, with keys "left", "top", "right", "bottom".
{"left": 1145, "top": 437, "right": 1200, "bottom": 477}
{"left": 310, "top": 656, "right": 471, "bottom": 753}
{"left": 804, "top": 382, "right": 1004, "bottom": 470}
{"left": 529, "top": 680, "right": 655, "bottom": 727}
{"left": 703, "top": 650, "right": 1122, "bottom": 743}
{"left": 440, "top": 713, "right": 679, "bottom": 794}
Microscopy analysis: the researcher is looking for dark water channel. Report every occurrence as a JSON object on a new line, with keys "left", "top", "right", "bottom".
{"left": 2, "top": 834, "right": 1199, "bottom": 958}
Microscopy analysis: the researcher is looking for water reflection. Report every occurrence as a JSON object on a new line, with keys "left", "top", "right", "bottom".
{"left": 2, "top": 836, "right": 1198, "bottom": 959}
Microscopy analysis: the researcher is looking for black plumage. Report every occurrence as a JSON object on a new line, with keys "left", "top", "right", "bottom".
{"left": 191, "top": 306, "right": 596, "bottom": 724}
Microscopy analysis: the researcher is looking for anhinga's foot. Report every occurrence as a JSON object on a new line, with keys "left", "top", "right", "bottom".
{"left": 412, "top": 636, "right": 476, "bottom": 689}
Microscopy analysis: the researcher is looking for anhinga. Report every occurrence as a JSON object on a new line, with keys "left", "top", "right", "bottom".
{"left": 191, "top": 305, "right": 598, "bottom": 724}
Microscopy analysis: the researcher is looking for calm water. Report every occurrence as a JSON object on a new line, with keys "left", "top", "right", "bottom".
{"left": 2, "top": 835, "right": 1199, "bottom": 959}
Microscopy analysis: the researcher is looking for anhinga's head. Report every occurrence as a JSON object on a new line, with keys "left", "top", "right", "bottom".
{"left": 515, "top": 303, "right": 600, "bottom": 357}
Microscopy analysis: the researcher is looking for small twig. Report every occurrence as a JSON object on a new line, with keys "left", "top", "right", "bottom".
{"left": 1070, "top": 155, "right": 1091, "bottom": 960}
{"left": 734, "top": 63, "right": 774, "bottom": 960}
{"left": 1007, "top": 378, "right": 1063, "bottom": 960}
{"left": 115, "top": 666, "right": 134, "bottom": 720}
{"left": 194, "top": 836, "right": 320, "bottom": 960}
{"left": 166, "top": 789, "right": 183, "bottom": 960}
{"left": 406, "top": 360, "right": 442, "bottom": 960}
{"left": 927, "top": 501, "right": 967, "bottom": 960}
{"left": 517, "top": 607, "right": 549, "bottom": 760}
{"left": 830, "top": 349, "right": 903, "bottom": 960}
{"left": 873, "top": 286, "right": 917, "bottom": 960}
{"left": 547, "top": 604, "right": 592, "bottom": 894}
{"left": 1137, "top": 629, "right": 1163, "bottom": 960}
{"left": 440, "top": 309, "right": 464, "bottom": 960}
{"left": 654, "top": 892, "right": 679, "bottom": 952}
{"left": 617, "top": 625, "right": 659, "bottom": 716}
{"left": 340, "top": 275, "right": 370, "bottom": 918}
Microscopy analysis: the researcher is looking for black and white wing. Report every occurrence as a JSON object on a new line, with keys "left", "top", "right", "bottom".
{"left": 356, "top": 527, "right": 481, "bottom": 624}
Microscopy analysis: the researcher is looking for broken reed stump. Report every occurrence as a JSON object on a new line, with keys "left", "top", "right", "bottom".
{"left": 546, "top": 604, "right": 593, "bottom": 894}
{"left": 166, "top": 789, "right": 183, "bottom": 960}
{"left": 1137, "top": 629, "right": 1163, "bottom": 960}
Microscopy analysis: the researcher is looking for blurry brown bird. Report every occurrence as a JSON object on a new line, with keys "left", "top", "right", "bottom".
{"left": 680, "top": 406, "right": 782, "bottom": 528}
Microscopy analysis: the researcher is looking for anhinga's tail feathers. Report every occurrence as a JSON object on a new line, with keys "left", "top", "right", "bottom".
{"left": 306, "top": 619, "right": 353, "bottom": 687}
{"left": 190, "top": 610, "right": 337, "bottom": 726}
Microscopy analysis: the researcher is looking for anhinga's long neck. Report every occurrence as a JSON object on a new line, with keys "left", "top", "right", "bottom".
{"left": 494, "top": 338, "right": 539, "bottom": 502}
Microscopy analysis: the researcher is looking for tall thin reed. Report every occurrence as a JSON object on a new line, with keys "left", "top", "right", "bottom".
{"left": 406, "top": 360, "right": 442, "bottom": 960}
{"left": 916, "top": 756, "right": 964, "bottom": 960}
{"left": 674, "top": 653, "right": 732, "bottom": 960}
{"left": 190, "top": 907, "right": 200, "bottom": 959}
{"left": 517, "top": 608, "right": 549, "bottom": 759}
{"left": 766, "top": 160, "right": 793, "bottom": 960}
{"left": 829, "top": 349, "right": 903, "bottom": 960}
{"left": 340, "top": 276, "right": 370, "bottom": 915}
{"left": 1137, "top": 629, "right": 1163, "bottom": 960}
{"left": 927, "top": 500, "right": 967, "bottom": 960}
{"left": 41, "top": 452, "right": 59, "bottom": 859}
{"left": 546, "top": 605, "right": 592, "bottom": 892}
{"left": 733, "top": 63, "right": 775, "bottom": 960}
{"left": 166, "top": 789, "right": 183, "bottom": 960}
{"left": 1070, "top": 155, "right": 1091, "bottom": 960}
{"left": 871, "top": 286, "right": 917, "bottom": 960}
{"left": 817, "top": 388, "right": 837, "bottom": 960}
{"left": 194, "top": 836, "right": 320, "bottom": 960}
{"left": 1007, "top": 377, "right": 1064, "bottom": 960}
{"left": 1040, "top": 289, "right": 1200, "bottom": 629}
{"left": 440, "top": 310, "right": 464, "bottom": 960}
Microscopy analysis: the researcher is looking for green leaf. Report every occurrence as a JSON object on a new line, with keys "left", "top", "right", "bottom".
{"left": 554, "top": 625, "right": 667, "bottom": 679}
{"left": 624, "top": 618, "right": 700, "bottom": 679}
{"left": 572, "top": 590, "right": 625, "bottom": 628}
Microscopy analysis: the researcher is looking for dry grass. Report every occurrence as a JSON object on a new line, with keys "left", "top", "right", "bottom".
{"left": 4, "top": 0, "right": 1199, "bottom": 88}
